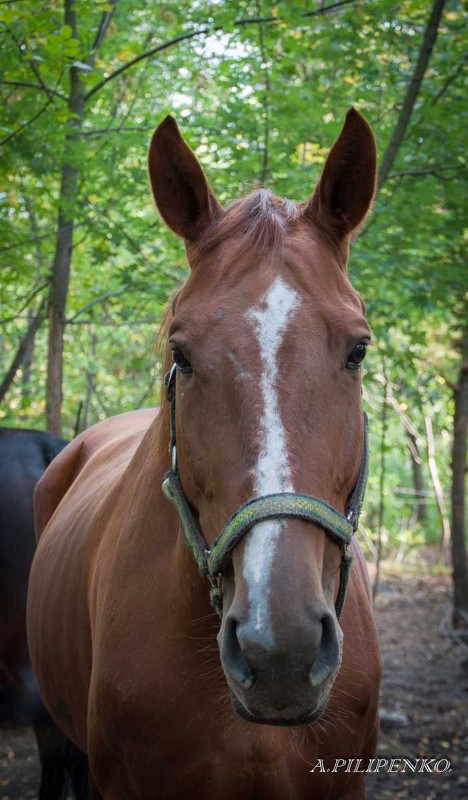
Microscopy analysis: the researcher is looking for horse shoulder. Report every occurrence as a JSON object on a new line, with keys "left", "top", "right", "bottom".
{"left": 34, "top": 408, "right": 158, "bottom": 541}
{"left": 351, "top": 538, "right": 374, "bottom": 604}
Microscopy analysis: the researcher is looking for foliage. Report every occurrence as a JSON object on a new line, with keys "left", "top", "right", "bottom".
{"left": 0, "top": 0, "right": 466, "bottom": 550}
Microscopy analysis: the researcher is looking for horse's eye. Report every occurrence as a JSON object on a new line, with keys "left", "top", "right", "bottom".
{"left": 171, "top": 346, "right": 192, "bottom": 373}
{"left": 346, "top": 342, "right": 367, "bottom": 371}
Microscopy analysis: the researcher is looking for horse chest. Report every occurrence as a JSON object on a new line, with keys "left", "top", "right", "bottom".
{"left": 107, "top": 743, "right": 343, "bottom": 800}
{"left": 91, "top": 700, "right": 360, "bottom": 800}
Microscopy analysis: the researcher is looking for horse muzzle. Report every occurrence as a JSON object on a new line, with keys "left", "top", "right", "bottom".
{"left": 218, "top": 602, "right": 342, "bottom": 726}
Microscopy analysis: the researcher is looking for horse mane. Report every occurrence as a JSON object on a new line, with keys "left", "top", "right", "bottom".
{"left": 154, "top": 295, "right": 180, "bottom": 466}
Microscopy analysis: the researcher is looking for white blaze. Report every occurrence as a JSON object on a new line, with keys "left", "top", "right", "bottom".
{"left": 243, "top": 277, "right": 300, "bottom": 640}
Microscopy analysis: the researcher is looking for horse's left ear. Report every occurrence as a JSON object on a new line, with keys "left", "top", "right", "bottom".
{"left": 304, "top": 108, "right": 376, "bottom": 243}
{"left": 148, "top": 115, "right": 222, "bottom": 241}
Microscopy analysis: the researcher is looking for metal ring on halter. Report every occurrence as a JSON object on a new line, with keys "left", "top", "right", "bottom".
{"left": 165, "top": 363, "right": 177, "bottom": 401}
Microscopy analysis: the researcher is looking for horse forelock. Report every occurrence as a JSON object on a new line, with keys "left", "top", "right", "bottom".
{"left": 192, "top": 188, "right": 301, "bottom": 262}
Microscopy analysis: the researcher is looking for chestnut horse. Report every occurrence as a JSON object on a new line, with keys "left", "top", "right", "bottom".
{"left": 28, "top": 109, "right": 381, "bottom": 799}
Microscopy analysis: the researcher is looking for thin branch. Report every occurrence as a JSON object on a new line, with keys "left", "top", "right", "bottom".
{"left": 255, "top": 0, "right": 271, "bottom": 186}
{"left": 0, "top": 90, "right": 55, "bottom": 146}
{"left": 81, "top": 125, "right": 155, "bottom": 136}
{"left": 105, "top": 216, "right": 182, "bottom": 283}
{"left": 303, "top": 0, "right": 355, "bottom": 18}
{"left": 8, "top": 28, "right": 57, "bottom": 101}
{"left": 136, "top": 370, "right": 158, "bottom": 408}
{"left": 0, "top": 192, "right": 137, "bottom": 259}
{"left": 69, "top": 319, "right": 156, "bottom": 326}
{"left": 5, "top": 314, "right": 157, "bottom": 327}
{"left": 377, "top": 0, "right": 447, "bottom": 190}
{"left": 89, "top": 0, "right": 117, "bottom": 58}
{"left": 387, "top": 165, "right": 467, "bottom": 179}
{"left": 0, "top": 229, "right": 57, "bottom": 255}
{"left": 1, "top": 80, "right": 67, "bottom": 101}
{"left": 234, "top": 0, "right": 356, "bottom": 26}
{"left": 0, "top": 68, "right": 63, "bottom": 147}
{"left": 84, "top": 0, "right": 357, "bottom": 101}
{"left": 1, "top": 281, "right": 49, "bottom": 324}
{"left": 84, "top": 28, "right": 211, "bottom": 101}
{"left": 66, "top": 288, "right": 126, "bottom": 323}
{"left": 431, "top": 52, "right": 467, "bottom": 105}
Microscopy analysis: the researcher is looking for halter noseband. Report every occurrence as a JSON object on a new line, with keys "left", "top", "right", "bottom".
{"left": 161, "top": 363, "right": 369, "bottom": 619}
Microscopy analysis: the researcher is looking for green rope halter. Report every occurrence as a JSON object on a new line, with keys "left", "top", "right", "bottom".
{"left": 162, "top": 364, "right": 369, "bottom": 619}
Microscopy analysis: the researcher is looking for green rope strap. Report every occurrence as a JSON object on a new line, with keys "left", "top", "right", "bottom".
{"left": 209, "top": 493, "right": 353, "bottom": 577}
{"left": 347, "top": 413, "right": 369, "bottom": 533}
{"left": 162, "top": 470, "right": 210, "bottom": 576}
{"left": 163, "top": 473, "right": 355, "bottom": 577}
{"left": 334, "top": 547, "right": 354, "bottom": 617}
{"left": 162, "top": 472, "right": 356, "bottom": 618}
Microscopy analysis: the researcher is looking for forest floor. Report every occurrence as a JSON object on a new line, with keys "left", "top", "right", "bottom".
{"left": 0, "top": 563, "right": 467, "bottom": 799}
{"left": 366, "top": 565, "right": 467, "bottom": 799}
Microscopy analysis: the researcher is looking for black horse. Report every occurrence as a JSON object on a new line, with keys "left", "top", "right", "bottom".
{"left": 0, "top": 427, "right": 89, "bottom": 799}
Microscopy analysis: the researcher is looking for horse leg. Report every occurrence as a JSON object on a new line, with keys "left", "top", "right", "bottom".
{"left": 63, "top": 738, "right": 90, "bottom": 800}
{"left": 32, "top": 715, "right": 68, "bottom": 800}
{"left": 88, "top": 773, "right": 104, "bottom": 800}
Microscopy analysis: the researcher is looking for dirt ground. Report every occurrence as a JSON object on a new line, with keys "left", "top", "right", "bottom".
{"left": 1, "top": 569, "right": 466, "bottom": 799}
{"left": 366, "top": 569, "right": 467, "bottom": 799}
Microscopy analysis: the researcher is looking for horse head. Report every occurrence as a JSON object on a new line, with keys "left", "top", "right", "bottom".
{"left": 148, "top": 109, "right": 376, "bottom": 726}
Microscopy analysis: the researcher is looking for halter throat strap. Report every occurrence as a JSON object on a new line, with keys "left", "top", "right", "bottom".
{"left": 161, "top": 364, "right": 369, "bottom": 619}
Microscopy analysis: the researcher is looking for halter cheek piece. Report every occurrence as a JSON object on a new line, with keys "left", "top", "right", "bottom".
{"left": 161, "top": 364, "right": 369, "bottom": 619}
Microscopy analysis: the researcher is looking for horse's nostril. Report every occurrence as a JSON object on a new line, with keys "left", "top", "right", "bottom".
{"left": 310, "top": 612, "right": 340, "bottom": 688}
{"left": 221, "top": 616, "right": 254, "bottom": 689}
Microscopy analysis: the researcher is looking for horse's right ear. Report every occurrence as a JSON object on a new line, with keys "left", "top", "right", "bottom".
{"left": 148, "top": 116, "right": 222, "bottom": 241}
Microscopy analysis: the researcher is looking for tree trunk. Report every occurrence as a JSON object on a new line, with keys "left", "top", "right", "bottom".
{"left": 385, "top": 382, "right": 428, "bottom": 522}
{"left": 45, "top": 0, "right": 116, "bottom": 434}
{"left": 81, "top": 328, "right": 97, "bottom": 431}
{"left": 377, "top": 0, "right": 447, "bottom": 189}
{"left": 405, "top": 428, "right": 428, "bottom": 523}
{"left": 451, "top": 330, "right": 468, "bottom": 625}
{"left": 46, "top": 4, "right": 84, "bottom": 434}
{"left": 21, "top": 307, "right": 36, "bottom": 415}
{"left": 373, "top": 365, "right": 388, "bottom": 600}
{"left": 425, "top": 415, "right": 451, "bottom": 558}
{"left": 0, "top": 300, "right": 46, "bottom": 404}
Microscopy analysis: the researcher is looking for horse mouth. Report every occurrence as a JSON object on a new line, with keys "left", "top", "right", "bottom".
{"left": 229, "top": 690, "right": 328, "bottom": 727}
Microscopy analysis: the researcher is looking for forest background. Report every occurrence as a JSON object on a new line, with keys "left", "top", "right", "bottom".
{"left": 0, "top": 0, "right": 466, "bottom": 618}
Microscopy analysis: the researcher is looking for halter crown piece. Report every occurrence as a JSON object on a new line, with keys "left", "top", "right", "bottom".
{"left": 161, "top": 364, "right": 369, "bottom": 619}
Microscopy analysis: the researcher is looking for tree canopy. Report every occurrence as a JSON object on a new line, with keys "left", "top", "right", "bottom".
{"left": 1, "top": 0, "right": 466, "bottom": 575}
